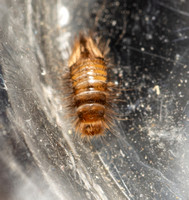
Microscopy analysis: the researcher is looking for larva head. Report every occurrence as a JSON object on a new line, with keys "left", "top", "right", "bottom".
{"left": 75, "top": 104, "right": 106, "bottom": 137}
{"left": 77, "top": 103, "right": 105, "bottom": 122}
{"left": 77, "top": 121, "right": 105, "bottom": 137}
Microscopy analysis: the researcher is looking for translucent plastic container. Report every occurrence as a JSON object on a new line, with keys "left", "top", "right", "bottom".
{"left": 0, "top": 1, "right": 188, "bottom": 199}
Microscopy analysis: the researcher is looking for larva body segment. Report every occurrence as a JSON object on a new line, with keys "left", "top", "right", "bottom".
{"left": 68, "top": 34, "right": 114, "bottom": 138}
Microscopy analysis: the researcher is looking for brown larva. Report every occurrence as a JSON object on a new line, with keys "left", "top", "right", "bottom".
{"left": 67, "top": 33, "right": 115, "bottom": 138}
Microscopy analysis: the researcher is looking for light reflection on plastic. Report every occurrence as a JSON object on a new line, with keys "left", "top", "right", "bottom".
{"left": 57, "top": 6, "right": 70, "bottom": 27}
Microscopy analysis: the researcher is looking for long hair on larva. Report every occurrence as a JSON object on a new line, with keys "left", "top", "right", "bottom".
{"left": 65, "top": 33, "right": 117, "bottom": 139}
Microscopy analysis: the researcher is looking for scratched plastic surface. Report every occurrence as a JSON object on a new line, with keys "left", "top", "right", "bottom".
{"left": 0, "top": 0, "right": 188, "bottom": 200}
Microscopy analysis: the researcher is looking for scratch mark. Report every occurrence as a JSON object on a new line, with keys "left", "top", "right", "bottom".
{"left": 127, "top": 45, "right": 187, "bottom": 67}
{"left": 175, "top": 27, "right": 189, "bottom": 32}
{"left": 159, "top": 98, "right": 163, "bottom": 122}
{"left": 97, "top": 154, "right": 132, "bottom": 200}
{"left": 173, "top": 36, "right": 189, "bottom": 43}
{"left": 114, "top": 165, "right": 134, "bottom": 199}
{"left": 157, "top": 2, "right": 189, "bottom": 17}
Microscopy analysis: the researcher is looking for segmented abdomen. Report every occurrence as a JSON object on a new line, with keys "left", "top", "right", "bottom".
{"left": 70, "top": 58, "right": 109, "bottom": 136}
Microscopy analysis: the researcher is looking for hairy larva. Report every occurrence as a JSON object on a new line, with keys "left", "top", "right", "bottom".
{"left": 67, "top": 33, "right": 115, "bottom": 138}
